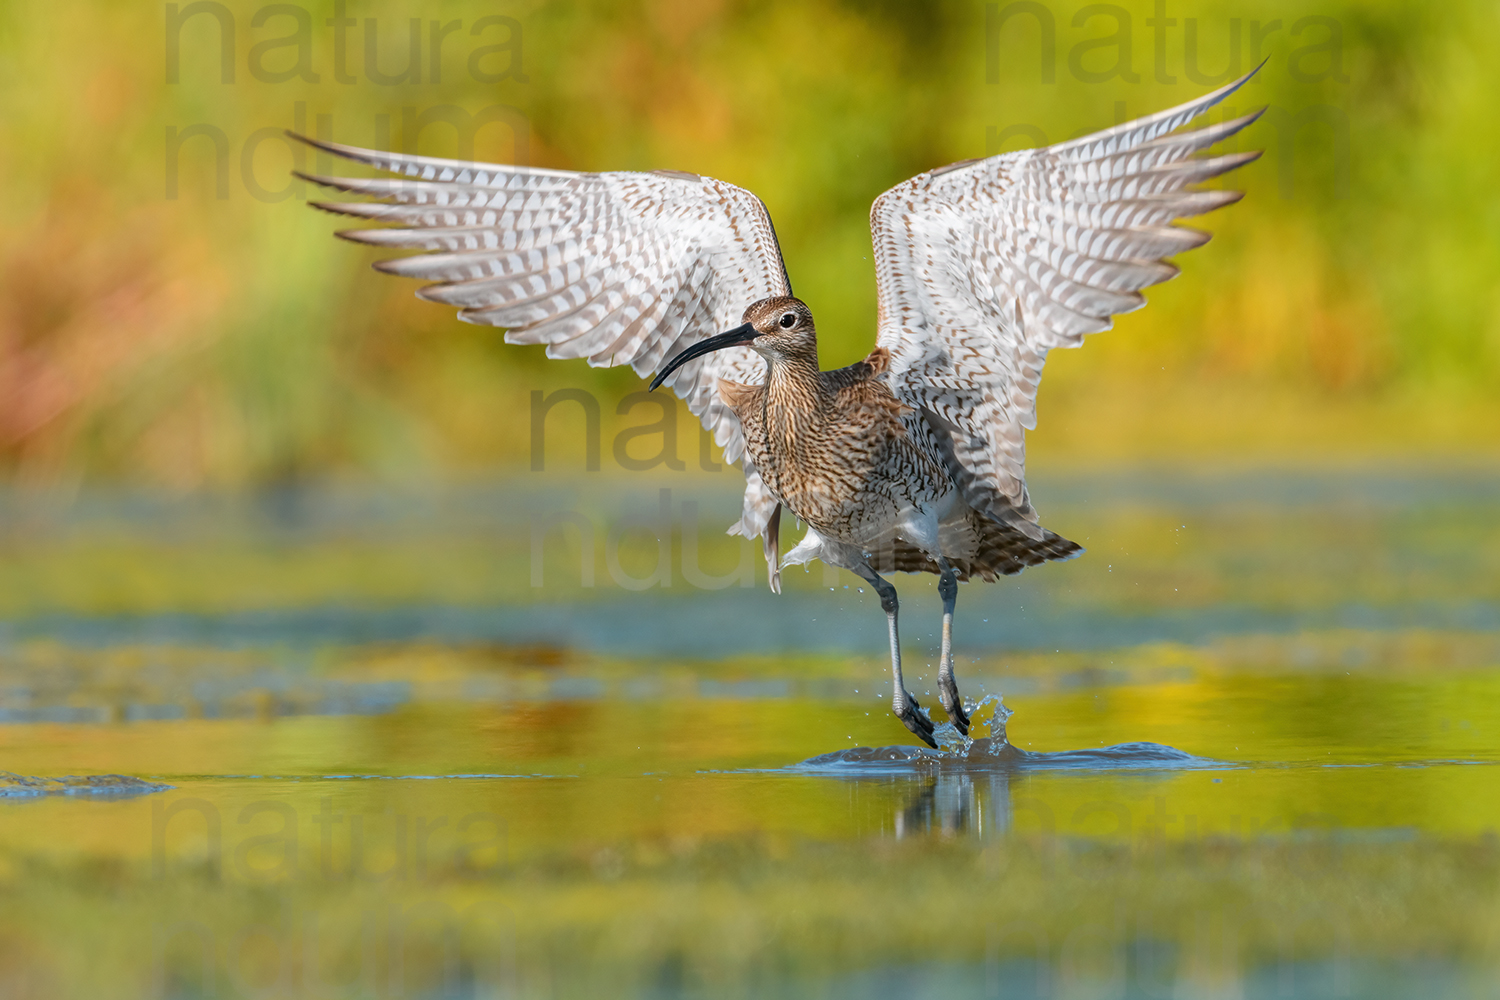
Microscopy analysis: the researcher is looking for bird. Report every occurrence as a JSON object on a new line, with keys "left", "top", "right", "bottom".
{"left": 291, "top": 69, "right": 1262, "bottom": 749}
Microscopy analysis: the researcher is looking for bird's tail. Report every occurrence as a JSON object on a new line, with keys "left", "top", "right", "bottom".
{"left": 867, "top": 510, "right": 1082, "bottom": 581}
{"left": 962, "top": 515, "right": 1082, "bottom": 582}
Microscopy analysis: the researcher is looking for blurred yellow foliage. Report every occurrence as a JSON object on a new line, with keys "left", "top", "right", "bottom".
{"left": 1, "top": 0, "right": 1496, "bottom": 486}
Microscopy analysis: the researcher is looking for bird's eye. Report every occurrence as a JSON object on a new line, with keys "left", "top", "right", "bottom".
{"left": 779, "top": 312, "right": 797, "bottom": 329}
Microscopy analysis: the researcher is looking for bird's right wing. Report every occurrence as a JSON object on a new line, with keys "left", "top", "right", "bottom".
{"left": 292, "top": 136, "right": 792, "bottom": 471}
{"left": 871, "top": 71, "right": 1261, "bottom": 532}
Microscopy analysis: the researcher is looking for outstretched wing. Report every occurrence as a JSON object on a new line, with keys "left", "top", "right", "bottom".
{"left": 291, "top": 136, "right": 789, "bottom": 471}
{"left": 871, "top": 70, "right": 1262, "bottom": 533}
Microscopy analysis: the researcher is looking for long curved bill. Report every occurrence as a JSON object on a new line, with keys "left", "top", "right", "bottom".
{"left": 648, "top": 323, "right": 756, "bottom": 392}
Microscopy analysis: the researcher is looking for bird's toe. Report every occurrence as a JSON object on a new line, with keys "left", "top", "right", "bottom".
{"left": 938, "top": 679, "right": 971, "bottom": 736}
{"left": 895, "top": 693, "right": 938, "bottom": 749}
{"left": 948, "top": 708, "right": 970, "bottom": 737}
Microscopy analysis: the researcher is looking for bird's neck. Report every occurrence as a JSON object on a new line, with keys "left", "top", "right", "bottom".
{"left": 761, "top": 352, "right": 826, "bottom": 444}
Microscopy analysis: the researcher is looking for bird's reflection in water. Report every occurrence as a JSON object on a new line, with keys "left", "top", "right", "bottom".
{"left": 893, "top": 771, "right": 1017, "bottom": 840}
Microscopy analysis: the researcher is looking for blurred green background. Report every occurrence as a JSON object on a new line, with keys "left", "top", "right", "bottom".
{"left": 0, "top": 0, "right": 1496, "bottom": 488}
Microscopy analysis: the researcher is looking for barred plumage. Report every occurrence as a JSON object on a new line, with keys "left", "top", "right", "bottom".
{"left": 295, "top": 69, "right": 1262, "bottom": 747}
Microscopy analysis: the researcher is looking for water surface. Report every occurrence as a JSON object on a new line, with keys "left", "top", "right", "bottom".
{"left": 1, "top": 468, "right": 1498, "bottom": 998}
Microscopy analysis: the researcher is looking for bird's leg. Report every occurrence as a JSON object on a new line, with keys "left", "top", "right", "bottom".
{"left": 856, "top": 566, "right": 936, "bottom": 749}
{"left": 936, "top": 560, "right": 970, "bottom": 735}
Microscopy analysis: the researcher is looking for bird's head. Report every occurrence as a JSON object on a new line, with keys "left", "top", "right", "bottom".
{"left": 649, "top": 295, "right": 816, "bottom": 391}
{"left": 741, "top": 293, "right": 816, "bottom": 359}
{"left": 740, "top": 296, "right": 817, "bottom": 361}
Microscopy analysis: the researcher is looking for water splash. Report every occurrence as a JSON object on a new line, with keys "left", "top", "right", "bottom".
{"left": 936, "top": 692, "right": 1013, "bottom": 754}
{"left": 795, "top": 694, "right": 1231, "bottom": 774}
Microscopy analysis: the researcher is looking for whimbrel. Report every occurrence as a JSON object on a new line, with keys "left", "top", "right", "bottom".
{"left": 294, "top": 71, "right": 1262, "bottom": 748}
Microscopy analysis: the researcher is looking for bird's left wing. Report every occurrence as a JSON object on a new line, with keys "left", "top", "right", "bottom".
{"left": 291, "top": 136, "right": 790, "bottom": 471}
{"left": 871, "top": 71, "right": 1261, "bottom": 533}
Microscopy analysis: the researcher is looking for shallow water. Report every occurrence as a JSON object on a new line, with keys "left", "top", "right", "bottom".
{"left": 2, "top": 467, "right": 1499, "bottom": 998}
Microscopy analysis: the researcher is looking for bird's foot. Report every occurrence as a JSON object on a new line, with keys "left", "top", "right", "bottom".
{"left": 894, "top": 691, "right": 937, "bottom": 749}
{"left": 938, "top": 676, "right": 971, "bottom": 736}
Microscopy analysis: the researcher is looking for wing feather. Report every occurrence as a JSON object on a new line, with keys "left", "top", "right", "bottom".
{"left": 872, "top": 69, "right": 1263, "bottom": 529}
{"left": 295, "top": 135, "right": 790, "bottom": 562}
